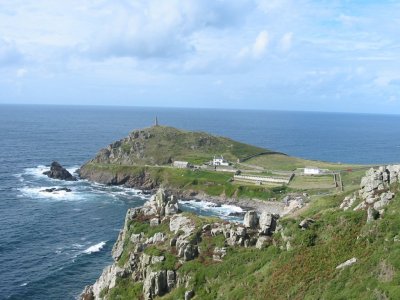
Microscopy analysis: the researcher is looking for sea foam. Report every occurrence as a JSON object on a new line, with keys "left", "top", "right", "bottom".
{"left": 83, "top": 241, "right": 107, "bottom": 254}
{"left": 19, "top": 186, "right": 83, "bottom": 201}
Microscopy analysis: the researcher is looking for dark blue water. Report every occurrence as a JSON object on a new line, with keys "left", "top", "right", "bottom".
{"left": 1, "top": 104, "right": 400, "bottom": 300}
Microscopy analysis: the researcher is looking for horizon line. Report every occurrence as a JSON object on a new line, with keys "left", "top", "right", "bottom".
{"left": 1, "top": 102, "right": 399, "bottom": 117}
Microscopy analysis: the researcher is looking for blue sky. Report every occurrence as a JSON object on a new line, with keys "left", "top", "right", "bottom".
{"left": 0, "top": 0, "right": 399, "bottom": 113}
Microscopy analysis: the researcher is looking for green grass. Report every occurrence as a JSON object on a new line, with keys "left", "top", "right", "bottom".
{"left": 163, "top": 187, "right": 400, "bottom": 300}
{"left": 83, "top": 163, "right": 290, "bottom": 201}
{"left": 289, "top": 174, "right": 336, "bottom": 190}
{"left": 106, "top": 183, "right": 400, "bottom": 300}
{"left": 107, "top": 279, "right": 143, "bottom": 300}
{"left": 96, "top": 126, "right": 269, "bottom": 166}
{"left": 247, "top": 153, "right": 363, "bottom": 172}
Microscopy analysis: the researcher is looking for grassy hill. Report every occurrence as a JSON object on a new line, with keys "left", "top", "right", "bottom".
{"left": 81, "top": 126, "right": 365, "bottom": 200}
{"left": 91, "top": 126, "right": 273, "bottom": 166}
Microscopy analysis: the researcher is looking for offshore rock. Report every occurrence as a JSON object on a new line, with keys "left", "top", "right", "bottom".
{"left": 43, "top": 161, "right": 76, "bottom": 181}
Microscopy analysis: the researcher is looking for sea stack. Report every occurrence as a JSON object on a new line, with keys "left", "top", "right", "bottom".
{"left": 43, "top": 161, "right": 77, "bottom": 181}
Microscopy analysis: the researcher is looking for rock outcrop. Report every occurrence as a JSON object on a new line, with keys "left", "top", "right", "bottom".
{"left": 43, "top": 161, "right": 77, "bottom": 181}
{"left": 338, "top": 165, "right": 399, "bottom": 222}
{"left": 81, "top": 188, "right": 282, "bottom": 299}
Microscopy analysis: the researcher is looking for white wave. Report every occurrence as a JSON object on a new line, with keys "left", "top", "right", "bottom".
{"left": 18, "top": 186, "right": 83, "bottom": 201}
{"left": 83, "top": 241, "right": 106, "bottom": 254}
{"left": 72, "top": 243, "right": 84, "bottom": 249}
{"left": 23, "top": 165, "right": 48, "bottom": 178}
{"left": 20, "top": 282, "right": 28, "bottom": 287}
{"left": 21, "top": 164, "right": 79, "bottom": 179}
{"left": 180, "top": 200, "right": 243, "bottom": 218}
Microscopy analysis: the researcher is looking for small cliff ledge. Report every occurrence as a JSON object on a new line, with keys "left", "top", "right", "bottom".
{"left": 80, "top": 189, "right": 279, "bottom": 300}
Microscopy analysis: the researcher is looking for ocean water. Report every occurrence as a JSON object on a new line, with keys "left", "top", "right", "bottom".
{"left": 1, "top": 104, "right": 400, "bottom": 300}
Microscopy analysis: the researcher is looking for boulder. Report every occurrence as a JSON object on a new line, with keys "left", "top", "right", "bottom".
{"left": 155, "top": 189, "right": 167, "bottom": 208}
{"left": 166, "top": 270, "right": 176, "bottom": 291}
{"left": 255, "top": 236, "right": 272, "bottom": 249}
{"left": 336, "top": 257, "right": 357, "bottom": 269}
{"left": 43, "top": 161, "right": 77, "bottom": 181}
{"left": 243, "top": 211, "right": 259, "bottom": 228}
{"left": 259, "top": 212, "right": 272, "bottom": 234}
{"left": 185, "top": 290, "right": 195, "bottom": 300}
{"left": 299, "top": 218, "right": 315, "bottom": 230}
{"left": 165, "top": 201, "right": 179, "bottom": 215}
{"left": 339, "top": 194, "right": 356, "bottom": 211}
{"left": 211, "top": 227, "right": 223, "bottom": 236}
{"left": 130, "top": 233, "right": 145, "bottom": 244}
{"left": 150, "top": 218, "right": 160, "bottom": 227}
{"left": 367, "top": 207, "right": 379, "bottom": 223}
{"left": 169, "top": 215, "right": 195, "bottom": 235}
{"left": 213, "top": 247, "right": 227, "bottom": 261}
{"left": 147, "top": 232, "right": 166, "bottom": 244}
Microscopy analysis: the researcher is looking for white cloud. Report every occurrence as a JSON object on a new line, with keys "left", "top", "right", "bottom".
{"left": 239, "top": 30, "right": 269, "bottom": 59}
{"left": 82, "top": 0, "right": 253, "bottom": 60}
{"left": 279, "top": 32, "right": 293, "bottom": 52}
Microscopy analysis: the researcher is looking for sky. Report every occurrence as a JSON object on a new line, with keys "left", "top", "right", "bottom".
{"left": 0, "top": 0, "right": 399, "bottom": 113}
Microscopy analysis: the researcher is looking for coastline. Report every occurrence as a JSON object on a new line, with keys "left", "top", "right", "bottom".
{"left": 78, "top": 166, "right": 286, "bottom": 214}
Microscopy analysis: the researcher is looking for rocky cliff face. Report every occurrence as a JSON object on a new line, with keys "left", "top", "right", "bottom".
{"left": 78, "top": 166, "right": 158, "bottom": 189}
{"left": 80, "top": 189, "right": 280, "bottom": 300}
{"left": 340, "top": 164, "right": 400, "bottom": 222}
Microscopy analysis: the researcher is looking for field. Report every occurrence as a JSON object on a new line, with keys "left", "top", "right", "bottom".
{"left": 246, "top": 153, "right": 363, "bottom": 171}
{"left": 289, "top": 174, "right": 336, "bottom": 190}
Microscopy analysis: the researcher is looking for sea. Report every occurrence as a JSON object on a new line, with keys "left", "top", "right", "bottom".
{"left": 1, "top": 104, "right": 400, "bottom": 300}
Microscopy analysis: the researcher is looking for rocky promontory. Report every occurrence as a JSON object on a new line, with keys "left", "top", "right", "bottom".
{"left": 80, "top": 189, "right": 280, "bottom": 300}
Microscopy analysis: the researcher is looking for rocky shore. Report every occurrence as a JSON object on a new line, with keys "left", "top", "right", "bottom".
{"left": 78, "top": 166, "right": 305, "bottom": 215}
{"left": 80, "top": 189, "right": 281, "bottom": 300}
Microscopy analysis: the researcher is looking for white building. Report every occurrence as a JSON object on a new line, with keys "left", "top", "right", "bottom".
{"left": 304, "top": 167, "right": 321, "bottom": 175}
{"left": 212, "top": 156, "right": 229, "bottom": 166}
{"left": 173, "top": 161, "right": 189, "bottom": 168}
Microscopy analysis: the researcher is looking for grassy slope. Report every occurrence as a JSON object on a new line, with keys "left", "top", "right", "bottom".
{"left": 85, "top": 126, "right": 369, "bottom": 199}
{"left": 106, "top": 184, "right": 400, "bottom": 299}
{"left": 160, "top": 184, "right": 400, "bottom": 300}
{"left": 117, "top": 126, "right": 270, "bottom": 165}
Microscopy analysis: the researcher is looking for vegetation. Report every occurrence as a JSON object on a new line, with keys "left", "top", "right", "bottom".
{"left": 107, "top": 279, "right": 143, "bottom": 300}
{"left": 160, "top": 189, "right": 400, "bottom": 300}
{"left": 83, "top": 163, "right": 290, "bottom": 201}
{"left": 111, "top": 126, "right": 271, "bottom": 165}
{"left": 246, "top": 153, "right": 363, "bottom": 171}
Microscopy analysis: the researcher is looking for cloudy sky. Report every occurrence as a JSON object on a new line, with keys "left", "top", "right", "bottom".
{"left": 0, "top": 0, "right": 399, "bottom": 113}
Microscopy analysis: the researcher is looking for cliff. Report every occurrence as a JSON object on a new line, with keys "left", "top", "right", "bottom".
{"left": 81, "top": 165, "right": 400, "bottom": 299}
